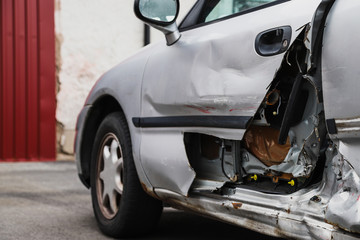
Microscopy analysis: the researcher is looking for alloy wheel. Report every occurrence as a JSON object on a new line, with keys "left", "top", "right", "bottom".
{"left": 96, "top": 133, "right": 124, "bottom": 219}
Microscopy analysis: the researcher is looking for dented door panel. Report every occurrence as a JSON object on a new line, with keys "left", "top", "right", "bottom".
{"left": 142, "top": 0, "right": 322, "bottom": 119}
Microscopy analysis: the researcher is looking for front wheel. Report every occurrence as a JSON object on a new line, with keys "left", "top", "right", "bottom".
{"left": 90, "top": 112, "right": 163, "bottom": 238}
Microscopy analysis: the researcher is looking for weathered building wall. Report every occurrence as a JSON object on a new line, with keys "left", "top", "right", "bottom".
{"left": 55, "top": 0, "right": 196, "bottom": 157}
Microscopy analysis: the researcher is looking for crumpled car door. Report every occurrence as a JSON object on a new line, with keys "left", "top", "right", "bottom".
{"left": 138, "top": 0, "right": 322, "bottom": 195}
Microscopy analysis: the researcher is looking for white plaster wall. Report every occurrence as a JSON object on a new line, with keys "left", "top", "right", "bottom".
{"left": 56, "top": 0, "right": 143, "bottom": 130}
{"left": 56, "top": 0, "right": 196, "bottom": 154}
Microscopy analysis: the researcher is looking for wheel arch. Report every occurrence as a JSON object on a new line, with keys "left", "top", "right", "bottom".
{"left": 78, "top": 94, "right": 124, "bottom": 188}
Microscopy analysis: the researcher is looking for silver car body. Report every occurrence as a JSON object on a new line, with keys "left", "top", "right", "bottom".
{"left": 75, "top": 0, "right": 360, "bottom": 239}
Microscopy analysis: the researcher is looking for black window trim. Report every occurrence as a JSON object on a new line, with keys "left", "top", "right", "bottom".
{"left": 179, "top": 0, "right": 291, "bottom": 32}
{"left": 178, "top": 0, "right": 204, "bottom": 30}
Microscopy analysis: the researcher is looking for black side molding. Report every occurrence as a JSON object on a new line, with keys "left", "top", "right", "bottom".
{"left": 132, "top": 116, "right": 252, "bottom": 129}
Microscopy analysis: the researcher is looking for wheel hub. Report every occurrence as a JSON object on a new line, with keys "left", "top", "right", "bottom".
{"left": 96, "top": 133, "right": 124, "bottom": 219}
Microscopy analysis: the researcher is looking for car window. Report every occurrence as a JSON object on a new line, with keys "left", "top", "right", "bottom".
{"left": 205, "top": 0, "right": 277, "bottom": 23}
{"left": 179, "top": 0, "right": 284, "bottom": 31}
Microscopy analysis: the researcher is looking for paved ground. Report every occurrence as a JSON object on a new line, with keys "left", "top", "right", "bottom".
{"left": 0, "top": 161, "right": 284, "bottom": 240}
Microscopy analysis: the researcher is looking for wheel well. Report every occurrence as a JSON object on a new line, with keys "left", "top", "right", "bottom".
{"left": 80, "top": 95, "right": 123, "bottom": 187}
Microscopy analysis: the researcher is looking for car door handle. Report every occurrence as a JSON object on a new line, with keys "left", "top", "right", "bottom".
{"left": 255, "top": 26, "right": 292, "bottom": 57}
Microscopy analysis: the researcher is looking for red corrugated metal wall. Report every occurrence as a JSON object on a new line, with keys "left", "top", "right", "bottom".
{"left": 0, "top": 0, "right": 56, "bottom": 162}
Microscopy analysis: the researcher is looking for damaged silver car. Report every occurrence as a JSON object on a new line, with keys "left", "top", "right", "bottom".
{"left": 74, "top": 0, "right": 360, "bottom": 239}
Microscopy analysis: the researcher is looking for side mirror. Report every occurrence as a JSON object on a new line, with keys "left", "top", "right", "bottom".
{"left": 134, "top": 0, "right": 181, "bottom": 46}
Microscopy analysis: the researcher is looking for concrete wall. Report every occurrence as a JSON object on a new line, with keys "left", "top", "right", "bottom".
{"left": 55, "top": 0, "right": 196, "bottom": 157}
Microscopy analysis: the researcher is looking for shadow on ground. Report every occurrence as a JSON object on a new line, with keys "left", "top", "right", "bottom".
{"left": 140, "top": 209, "right": 285, "bottom": 240}
{"left": 0, "top": 161, "right": 285, "bottom": 240}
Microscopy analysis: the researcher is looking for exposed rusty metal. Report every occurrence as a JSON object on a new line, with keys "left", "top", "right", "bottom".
{"left": 141, "top": 182, "right": 160, "bottom": 199}
{"left": 232, "top": 202, "right": 243, "bottom": 209}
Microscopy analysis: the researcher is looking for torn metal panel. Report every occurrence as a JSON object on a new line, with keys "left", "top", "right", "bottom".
{"left": 243, "top": 80, "right": 326, "bottom": 178}
{"left": 325, "top": 150, "right": 360, "bottom": 233}
{"left": 154, "top": 143, "right": 360, "bottom": 239}
{"left": 155, "top": 171, "right": 352, "bottom": 240}
{"left": 338, "top": 140, "right": 360, "bottom": 178}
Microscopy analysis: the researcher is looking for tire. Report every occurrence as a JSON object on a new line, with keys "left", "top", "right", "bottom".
{"left": 90, "top": 112, "right": 163, "bottom": 238}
